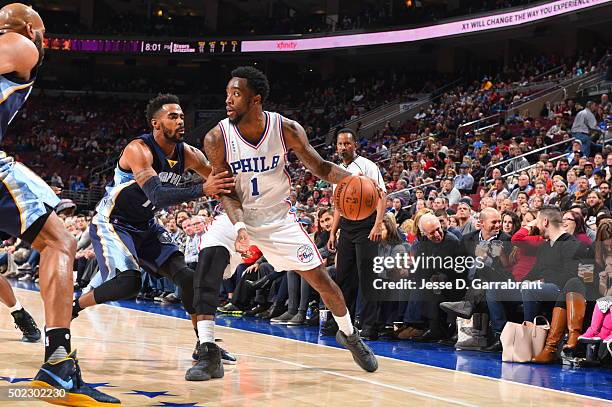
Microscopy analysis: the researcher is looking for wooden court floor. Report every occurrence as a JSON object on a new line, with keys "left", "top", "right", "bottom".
{"left": 0, "top": 288, "right": 609, "bottom": 407}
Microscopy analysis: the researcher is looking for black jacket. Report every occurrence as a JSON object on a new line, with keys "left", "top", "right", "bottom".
{"left": 462, "top": 230, "right": 513, "bottom": 282}
{"left": 548, "top": 192, "right": 573, "bottom": 212}
{"left": 415, "top": 232, "right": 466, "bottom": 281}
{"left": 529, "top": 233, "right": 592, "bottom": 287}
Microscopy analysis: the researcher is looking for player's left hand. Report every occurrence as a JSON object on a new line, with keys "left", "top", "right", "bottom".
{"left": 369, "top": 222, "right": 383, "bottom": 242}
{"left": 235, "top": 228, "right": 251, "bottom": 254}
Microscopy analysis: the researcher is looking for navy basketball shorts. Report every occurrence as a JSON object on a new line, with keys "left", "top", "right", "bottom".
{"left": 89, "top": 214, "right": 180, "bottom": 282}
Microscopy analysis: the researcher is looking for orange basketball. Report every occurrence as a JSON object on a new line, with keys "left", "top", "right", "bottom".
{"left": 333, "top": 175, "right": 379, "bottom": 221}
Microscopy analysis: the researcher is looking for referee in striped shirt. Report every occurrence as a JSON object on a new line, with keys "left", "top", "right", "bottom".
{"left": 325, "top": 128, "right": 387, "bottom": 340}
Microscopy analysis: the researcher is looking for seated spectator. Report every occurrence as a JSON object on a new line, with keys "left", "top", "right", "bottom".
{"left": 390, "top": 198, "right": 410, "bottom": 225}
{"left": 573, "top": 177, "right": 590, "bottom": 204}
{"left": 454, "top": 164, "right": 474, "bottom": 194}
{"left": 439, "top": 178, "right": 461, "bottom": 206}
{"left": 501, "top": 211, "right": 521, "bottom": 237}
{"left": 455, "top": 201, "right": 476, "bottom": 235}
{"left": 548, "top": 180, "right": 572, "bottom": 211}
{"left": 585, "top": 191, "right": 610, "bottom": 229}
{"left": 398, "top": 213, "right": 463, "bottom": 342}
{"left": 566, "top": 169, "right": 579, "bottom": 195}
{"left": 510, "top": 210, "right": 544, "bottom": 282}
{"left": 562, "top": 210, "right": 593, "bottom": 245}
{"left": 509, "top": 174, "right": 533, "bottom": 202}
{"left": 528, "top": 207, "right": 592, "bottom": 363}
{"left": 504, "top": 145, "right": 530, "bottom": 174}
{"left": 465, "top": 208, "right": 513, "bottom": 352}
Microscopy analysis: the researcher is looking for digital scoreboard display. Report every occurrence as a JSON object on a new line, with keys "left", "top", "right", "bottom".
{"left": 44, "top": 38, "right": 241, "bottom": 55}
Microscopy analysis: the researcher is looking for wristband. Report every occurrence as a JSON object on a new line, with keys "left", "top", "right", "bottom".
{"left": 234, "top": 222, "right": 247, "bottom": 233}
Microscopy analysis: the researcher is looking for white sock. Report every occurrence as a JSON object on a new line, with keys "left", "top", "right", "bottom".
{"left": 8, "top": 300, "right": 22, "bottom": 313}
{"left": 333, "top": 309, "right": 354, "bottom": 336}
{"left": 197, "top": 320, "right": 215, "bottom": 344}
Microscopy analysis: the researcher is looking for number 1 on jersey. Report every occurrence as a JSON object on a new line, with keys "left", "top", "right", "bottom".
{"left": 251, "top": 177, "right": 260, "bottom": 196}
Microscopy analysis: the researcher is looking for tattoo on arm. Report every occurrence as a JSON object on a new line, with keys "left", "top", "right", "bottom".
{"left": 282, "top": 119, "right": 351, "bottom": 184}
{"left": 134, "top": 168, "right": 157, "bottom": 188}
{"left": 204, "top": 126, "right": 245, "bottom": 224}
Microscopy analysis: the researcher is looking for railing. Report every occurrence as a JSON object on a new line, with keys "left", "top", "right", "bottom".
{"left": 505, "top": 69, "right": 603, "bottom": 114}
{"left": 483, "top": 137, "right": 574, "bottom": 183}
{"left": 376, "top": 136, "right": 430, "bottom": 164}
{"left": 61, "top": 187, "right": 105, "bottom": 209}
{"left": 387, "top": 178, "right": 442, "bottom": 201}
{"left": 456, "top": 66, "right": 605, "bottom": 139}
{"left": 89, "top": 154, "right": 118, "bottom": 179}
{"left": 456, "top": 113, "right": 501, "bottom": 138}
{"left": 489, "top": 152, "right": 569, "bottom": 185}
{"left": 324, "top": 96, "right": 403, "bottom": 137}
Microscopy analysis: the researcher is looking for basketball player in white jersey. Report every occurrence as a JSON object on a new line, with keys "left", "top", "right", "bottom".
{"left": 186, "top": 66, "right": 378, "bottom": 381}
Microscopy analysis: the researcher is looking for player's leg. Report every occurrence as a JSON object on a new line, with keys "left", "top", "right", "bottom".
{"left": 158, "top": 253, "right": 204, "bottom": 348}
{"left": 72, "top": 219, "right": 141, "bottom": 318}
{"left": 295, "top": 265, "right": 377, "bottom": 372}
{"left": 251, "top": 217, "right": 378, "bottom": 372}
{"left": 0, "top": 274, "right": 41, "bottom": 341}
{"left": 157, "top": 251, "right": 237, "bottom": 365}
{"left": 75, "top": 269, "right": 142, "bottom": 310}
{"left": 29, "top": 212, "right": 121, "bottom": 405}
{"left": 187, "top": 245, "right": 230, "bottom": 381}
{"left": 30, "top": 213, "right": 121, "bottom": 405}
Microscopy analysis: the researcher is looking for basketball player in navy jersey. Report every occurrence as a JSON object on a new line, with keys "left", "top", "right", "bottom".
{"left": 187, "top": 66, "right": 378, "bottom": 381}
{"left": 0, "top": 3, "right": 121, "bottom": 405}
{"left": 71, "top": 93, "right": 237, "bottom": 362}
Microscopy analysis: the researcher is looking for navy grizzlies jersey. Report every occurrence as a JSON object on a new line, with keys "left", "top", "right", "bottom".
{"left": 95, "top": 133, "right": 185, "bottom": 224}
{"left": 0, "top": 71, "right": 35, "bottom": 145}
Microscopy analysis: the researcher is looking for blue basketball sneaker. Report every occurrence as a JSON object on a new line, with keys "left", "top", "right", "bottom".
{"left": 31, "top": 350, "right": 121, "bottom": 406}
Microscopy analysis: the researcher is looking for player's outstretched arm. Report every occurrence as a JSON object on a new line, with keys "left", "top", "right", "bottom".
{"left": 0, "top": 32, "right": 38, "bottom": 77}
{"left": 123, "top": 140, "right": 224, "bottom": 209}
{"left": 184, "top": 144, "right": 235, "bottom": 196}
{"left": 282, "top": 119, "right": 351, "bottom": 184}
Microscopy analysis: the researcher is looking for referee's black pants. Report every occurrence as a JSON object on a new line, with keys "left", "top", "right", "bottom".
{"left": 335, "top": 227, "right": 379, "bottom": 331}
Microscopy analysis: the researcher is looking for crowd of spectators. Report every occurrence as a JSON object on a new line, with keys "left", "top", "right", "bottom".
{"left": 4, "top": 47, "right": 603, "bottom": 198}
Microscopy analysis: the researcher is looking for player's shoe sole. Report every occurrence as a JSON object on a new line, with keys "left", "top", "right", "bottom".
{"left": 31, "top": 380, "right": 121, "bottom": 407}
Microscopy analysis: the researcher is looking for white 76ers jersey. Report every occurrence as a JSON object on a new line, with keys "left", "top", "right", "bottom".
{"left": 218, "top": 111, "right": 291, "bottom": 212}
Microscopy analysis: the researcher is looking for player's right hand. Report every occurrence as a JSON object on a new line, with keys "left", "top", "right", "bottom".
{"left": 235, "top": 228, "right": 251, "bottom": 254}
{"left": 203, "top": 167, "right": 235, "bottom": 196}
{"left": 327, "top": 233, "right": 337, "bottom": 253}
